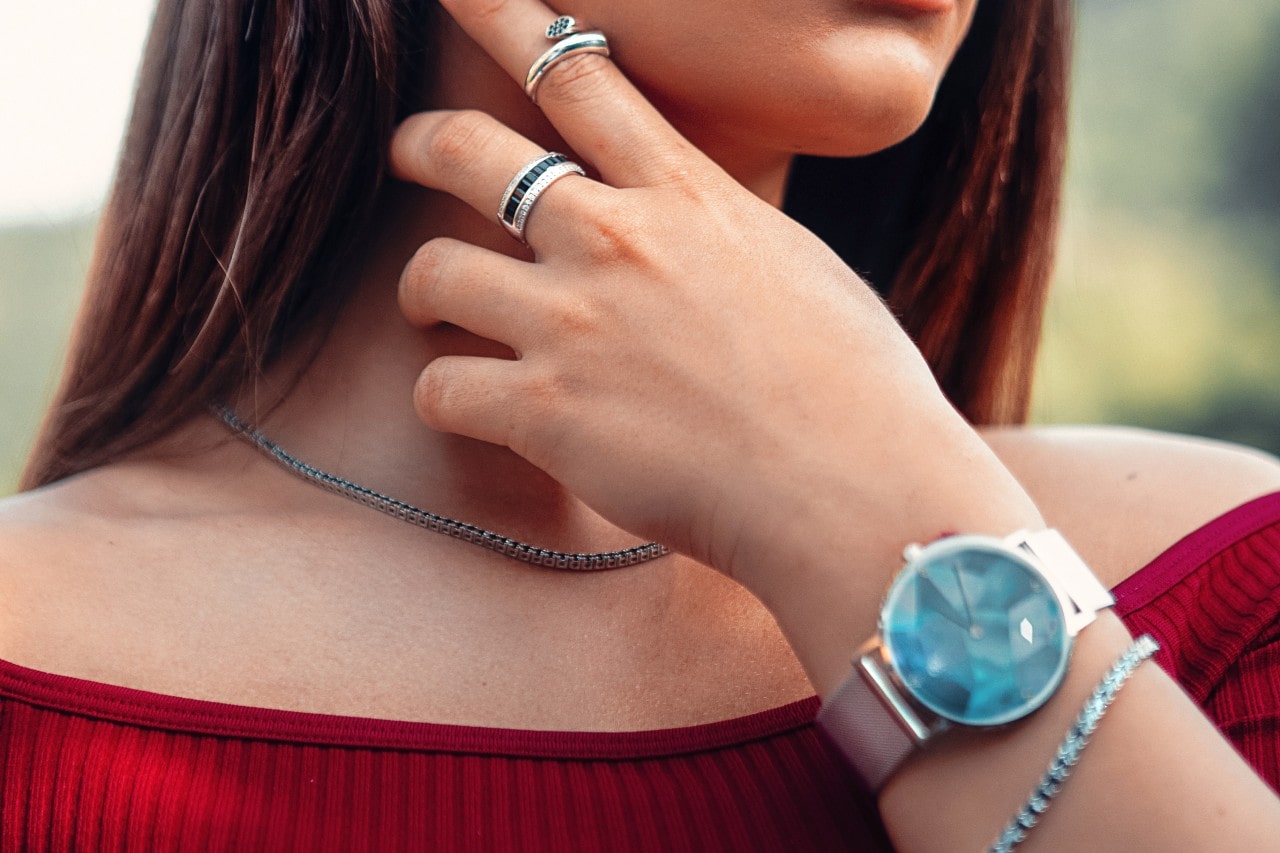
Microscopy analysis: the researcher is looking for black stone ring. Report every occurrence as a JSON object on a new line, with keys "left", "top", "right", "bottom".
{"left": 497, "top": 152, "right": 587, "bottom": 243}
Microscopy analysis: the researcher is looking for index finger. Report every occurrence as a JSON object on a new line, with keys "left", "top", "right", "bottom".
{"left": 439, "top": 0, "right": 709, "bottom": 188}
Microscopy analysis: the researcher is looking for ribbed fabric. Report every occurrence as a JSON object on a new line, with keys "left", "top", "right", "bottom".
{"left": 0, "top": 671, "right": 888, "bottom": 850}
{"left": 1, "top": 491, "right": 1278, "bottom": 850}
{"left": 1113, "top": 490, "right": 1280, "bottom": 791}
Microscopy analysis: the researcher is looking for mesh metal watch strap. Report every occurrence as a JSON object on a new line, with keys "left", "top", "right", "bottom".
{"left": 815, "top": 658, "right": 918, "bottom": 792}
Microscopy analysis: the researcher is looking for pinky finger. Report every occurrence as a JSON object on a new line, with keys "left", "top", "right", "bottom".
{"left": 413, "top": 355, "right": 529, "bottom": 452}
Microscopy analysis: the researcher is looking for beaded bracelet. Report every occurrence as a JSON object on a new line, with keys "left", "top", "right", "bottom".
{"left": 989, "top": 633, "right": 1161, "bottom": 853}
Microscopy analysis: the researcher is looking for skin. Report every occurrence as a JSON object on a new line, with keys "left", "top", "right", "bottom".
{"left": 2, "top": 0, "right": 1280, "bottom": 848}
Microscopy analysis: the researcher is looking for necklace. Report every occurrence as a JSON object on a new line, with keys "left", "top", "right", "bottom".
{"left": 215, "top": 406, "right": 670, "bottom": 572}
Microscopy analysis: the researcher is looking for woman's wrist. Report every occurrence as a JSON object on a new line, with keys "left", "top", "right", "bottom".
{"left": 721, "top": 425, "right": 1046, "bottom": 696}
{"left": 877, "top": 611, "right": 1138, "bottom": 850}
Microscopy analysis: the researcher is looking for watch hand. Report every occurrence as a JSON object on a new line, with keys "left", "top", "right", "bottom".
{"left": 952, "top": 562, "right": 977, "bottom": 630}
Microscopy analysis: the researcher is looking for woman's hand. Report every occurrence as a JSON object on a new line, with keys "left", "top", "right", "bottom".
{"left": 390, "top": 7, "right": 1280, "bottom": 849}
{"left": 389, "top": 0, "right": 1042, "bottom": 601}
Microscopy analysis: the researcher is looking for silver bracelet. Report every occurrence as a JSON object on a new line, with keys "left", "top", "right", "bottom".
{"left": 989, "top": 633, "right": 1160, "bottom": 853}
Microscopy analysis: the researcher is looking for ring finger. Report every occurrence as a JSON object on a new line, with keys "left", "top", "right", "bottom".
{"left": 390, "top": 108, "right": 595, "bottom": 250}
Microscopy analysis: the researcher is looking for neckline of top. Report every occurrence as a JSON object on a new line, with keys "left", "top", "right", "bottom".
{"left": 0, "top": 656, "right": 821, "bottom": 760}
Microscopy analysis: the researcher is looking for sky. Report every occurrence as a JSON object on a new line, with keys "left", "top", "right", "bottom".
{"left": 0, "top": 1, "right": 157, "bottom": 227}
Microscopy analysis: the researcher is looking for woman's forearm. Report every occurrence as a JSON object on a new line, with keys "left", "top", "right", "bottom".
{"left": 745, "top": 476, "right": 1280, "bottom": 851}
{"left": 882, "top": 610, "right": 1280, "bottom": 851}
{"left": 387, "top": 4, "right": 1280, "bottom": 846}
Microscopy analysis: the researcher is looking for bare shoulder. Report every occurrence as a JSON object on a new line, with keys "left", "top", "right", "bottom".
{"left": 0, "top": 459, "right": 181, "bottom": 556}
{"left": 0, "top": 474, "right": 108, "bottom": 667}
{"left": 0, "top": 425, "right": 268, "bottom": 582}
{"left": 0, "top": 457, "right": 238, "bottom": 674}
{"left": 0, "top": 470, "right": 124, "bottom": 573}
{"left": 981, "top": 425, "right": 1280, "bottom": 587}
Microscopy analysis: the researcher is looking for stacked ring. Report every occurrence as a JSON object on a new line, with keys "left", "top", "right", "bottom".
{"left": 497, "top": 152, "right": 586, "bottom": 242}
{"left": 524, "top": 30, "right": 611, "bottom": 104}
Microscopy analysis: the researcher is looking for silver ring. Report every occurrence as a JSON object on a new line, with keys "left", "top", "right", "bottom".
{"left": 523, "top": 31, "right": 610, "bottom": 104}
{"left": 497, "top": 152, "right": 586, "bottom": 243}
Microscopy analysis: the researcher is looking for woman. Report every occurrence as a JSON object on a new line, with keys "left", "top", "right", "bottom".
{"left": 2, "top": 0, "right": 1278, "bottom": 848}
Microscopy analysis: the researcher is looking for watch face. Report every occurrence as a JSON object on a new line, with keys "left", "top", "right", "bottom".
{"left": 881, "top": 537, "right": 1070, "bottom": 727}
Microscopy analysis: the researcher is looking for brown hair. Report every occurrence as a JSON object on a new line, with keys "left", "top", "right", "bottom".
{"left": 787, "top": 0, "right": 1070, "bottom": 424}
{"left": 22, "top": 0, "right": 1068, "bottom": 490}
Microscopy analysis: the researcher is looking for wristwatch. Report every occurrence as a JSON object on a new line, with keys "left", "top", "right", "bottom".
{"left": 816, "top": 529, "right": 1115, "bottom": 792}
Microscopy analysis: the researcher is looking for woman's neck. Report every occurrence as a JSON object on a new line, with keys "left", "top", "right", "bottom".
{"left": 236, "top": 23, "right": 794, "bottom": 552}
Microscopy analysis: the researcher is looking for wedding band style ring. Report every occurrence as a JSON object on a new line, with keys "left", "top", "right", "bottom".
{"left": 497, "top": 152, "right": 586, "bottom": 243}
{"left": 524, "top": 31, "right": 611, "bottom": 104}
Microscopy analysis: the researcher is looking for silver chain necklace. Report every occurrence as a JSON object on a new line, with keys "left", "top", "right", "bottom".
{"left": 215, "top": 406, "right": 670, "bottom": 571}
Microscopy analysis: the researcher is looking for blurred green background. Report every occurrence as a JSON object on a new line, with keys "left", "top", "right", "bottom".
{"left": 2, "top": 0, "right": 1278, "bottom": 495}
{"left": 1034, "top": 0, "right": 1280, "bottom": 453}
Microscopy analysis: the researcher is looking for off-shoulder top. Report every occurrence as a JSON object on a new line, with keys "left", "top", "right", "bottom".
{"left": 2, "top": 493, "right": 1278, "bottom": 851}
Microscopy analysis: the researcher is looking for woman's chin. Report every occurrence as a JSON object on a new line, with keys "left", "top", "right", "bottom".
{"left": 731, "top": 34, "right": 949, "bottom": 158}
{"left": 635, "top": 29, "right": 953, "bottom": 162}
{"left": 823, "top": 46, "right": 948, "bottom": 155}
{"left": 764, "top": 70, "right": 942, "bottom": 159}
{"left": 802, "top": 98, "right": 936, "bottom": 157}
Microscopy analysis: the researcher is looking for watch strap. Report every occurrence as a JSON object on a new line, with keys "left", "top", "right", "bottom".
{"left": 1019, "top": 529, "right": 1115, "bottom": 634}
{"left": 816, "top": 655, "right": 918, "bottom": 792}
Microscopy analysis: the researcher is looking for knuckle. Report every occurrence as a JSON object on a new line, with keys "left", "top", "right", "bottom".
{"left": 537, "top": 53, "right": 615, "bottom": 108}
{"left": 503, "top": 367, "right": 581, "bottom": 470}
{"left": 524, "top": 366, "right": 573, "bottom": 415}
{"left": 672, "top": 166, "right": 722, "bottom": 202}
{"left": 577, "top": 197, "right": 653, "bottom": 265}
{"left": 413, "top": 362, "right": 452, "bottom": 430}
{"left": 426, "top": 110, "right": 498, "bottom": 173}
{"left": 414, "top": 237, "right": 458, "bottom": 281}
{"left": 546, "top": 291, "right": 601, "bottom": 338}
{"left": 505, "top": 377, "right": 549, "bottom": 460}
{"left": 398, "top": 239, "right": 455, "bottom": 323}
{"left": 466, "top": 0, "right": 511, "bottom": 24}
{"left": 641, "top": 152, "right": 694, "bottom": 188}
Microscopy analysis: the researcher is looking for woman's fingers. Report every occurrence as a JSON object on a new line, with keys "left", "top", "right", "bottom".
{"left": 413, "top": 355, "right": 529, "bottom": 451}
{"left": 398, "top": 237, "right": 549, "bottom": 349}
{"left": 391, "top": 110, "right": 605, "bottom": 249}
{"left": 437, "top": 0, "right": 709, "bottom": 189}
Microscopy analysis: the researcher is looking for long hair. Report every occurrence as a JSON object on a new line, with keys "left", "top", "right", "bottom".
{"left": 22, "top": 0, "right": 1068, "bottom": 490}
{"left": 787, "top": 0, "right": 1069, "bottom": 424}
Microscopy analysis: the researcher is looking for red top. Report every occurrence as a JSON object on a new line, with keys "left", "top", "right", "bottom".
{"left": 3, "top": 493, "right": 1278, "bottom": 851}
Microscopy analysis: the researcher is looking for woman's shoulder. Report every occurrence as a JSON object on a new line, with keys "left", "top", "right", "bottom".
{"left": 0, "top": 460, "right": 223, "bottom": 666}
{"left": 981, "top": 424, "right": 1280, "bottom": 587}
{"left": 0, "top": 470, "right": 127, "bottom": 669}
{"left": 0, "top": 469, "right": 122, "bottom": 569}
{"left": 0, "top": 461, "right": 175, "bottom": 560}
{"left": 0, "top": 429, "right": 276, "bottom": 570}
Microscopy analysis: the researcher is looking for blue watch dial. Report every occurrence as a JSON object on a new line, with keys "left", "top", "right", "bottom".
{"left": 881, "top": 538, "right": 1069, "bottom": 727}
